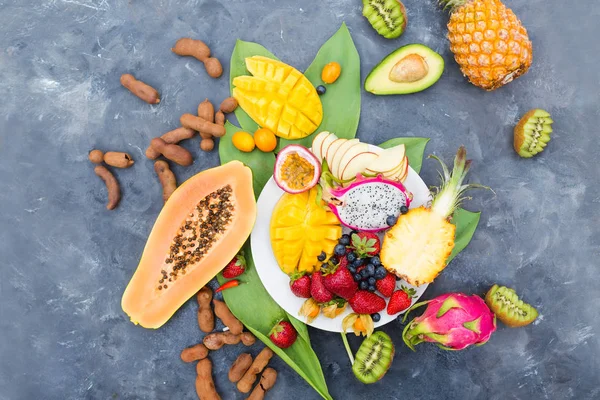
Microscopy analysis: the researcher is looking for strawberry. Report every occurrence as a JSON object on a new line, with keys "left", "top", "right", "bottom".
{"left": 375, "top": 273, "right": 396, "bottom": 298}
{"left": 350, "top": 232, "right": 380, "bottom": 257}
{"left": 387, "top": 286, "right": 417, "bottom": 315}
{"left": 222, "top": 253, "right": 246, "bottom": 279}
{"left": 269, "top": 321, "right": 297, "bottom": 349}
{"left": 310, "top": 271, "right": 334, "bottom": 303}
{"left": 348, "top": 290, "right": 386, "bottom": 314}
{"left": 322, "top": 258, "right": 358, "bottom": 300}
{"left": 289, "top": 273, "right": 311, "bottom": 298}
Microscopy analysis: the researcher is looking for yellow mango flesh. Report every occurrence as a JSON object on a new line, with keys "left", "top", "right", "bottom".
{"left": 270, "top": 187, "right": 341, "bottom": 274}
{"left": 233, "top": 56, "right": 323, "bottom": 139}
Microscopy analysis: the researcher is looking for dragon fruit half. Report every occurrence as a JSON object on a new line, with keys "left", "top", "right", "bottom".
{"left": 402, "top": 293, "right": 496, "bottom": 351}
{"left": 327, "top": 175, "right": 411, "bottom": 232}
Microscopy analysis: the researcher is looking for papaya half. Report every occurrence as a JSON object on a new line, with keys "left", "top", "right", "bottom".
{"left": 122, "top": 161, "right": 256, "bottom": 328}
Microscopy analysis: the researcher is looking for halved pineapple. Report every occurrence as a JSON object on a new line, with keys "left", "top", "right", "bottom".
{"left": 381, "top": 207, "right": 455, "bottom": 286}
{"left": 270, "top": 187, "right": 341, "bottom": 274}
{"left": 233, "top": 56, "right": 323, "bottom": 139}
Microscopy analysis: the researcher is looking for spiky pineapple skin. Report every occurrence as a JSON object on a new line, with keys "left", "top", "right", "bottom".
{"left": 447, "top": 0, "right": 532, "bottom": 91}
{"left": 381, "top": 207, "right": 455, "bottom": 286}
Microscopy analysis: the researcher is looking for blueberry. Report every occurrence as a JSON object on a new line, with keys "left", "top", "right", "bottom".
{"left": 352, "top": 258, "right": 364, "bottom": 268}
{"left": 347, "top": 252, "right": 357, "bottom": 263}
{"left": 371, "top": 313, "right": 381, "bottom": 322}
{"left": 354, "top": 273, "right": 362, "bottom": 282}
{"left": 339, "top": 234, "right": 351, "bottom": 246}
{"left": 374, "top": 267, "right": 387, "bottom": 280}
{"left": 348, "top": 266, "right": 356, "bottom": 274}
{"left": 366, "top": 264, "right": 375, "bottom": 276}
{"left": 360, "top": 269, "right": 370, "bottom": 279}
{"left": 321, "top": 263, "right": 328, "bottom": 270}
{"left": 386, "top": 214, "right": 398, "bottom": 226}
{"left": 317, "top": 251, "right": 326, "bottom": 262}
{"left": 370, "top": 255, "right": 381, "bottom": 266}
{"left": 316, "top": 85, "right": 326, "bottom": 95}
{"left": 334, "top": 244, "right": 346, "bottom": 256}
{"left": 400, "top": 205, "right": 409, "bottom": 214}
{"left": 359, "top": 281, "right": 368, "bottom": 290}
{"left": 368, "top": 285, "right": 376, "bottom": 292}
{"left": 368, "top": 277, "right": 376, "bottom": 286}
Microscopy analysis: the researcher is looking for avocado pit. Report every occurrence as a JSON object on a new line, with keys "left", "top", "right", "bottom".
{"left": 389, "top": 54, "right": 429, "bottom": 83}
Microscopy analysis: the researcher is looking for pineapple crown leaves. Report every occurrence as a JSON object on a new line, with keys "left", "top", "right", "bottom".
{"left": 438, "top": 0, "right": 468, "bottom": 11}
{"left": 350, "top": 233, "right": 377, "bottom": 257}
{"left": 429, "top": 146, "right": 492, "bottom": 218}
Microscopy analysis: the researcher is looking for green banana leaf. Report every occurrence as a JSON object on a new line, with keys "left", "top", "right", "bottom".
{"left": 447, "top": 209, "right": 481, "bottom": 264}
{"left": 228, "top": 23, "right": 361, "bottom": 150}
{"left": 218, "top": 120, "right": 331, "bottom": 400}
{"left": 279, "top": 22, "right": 361, "bottom": 150}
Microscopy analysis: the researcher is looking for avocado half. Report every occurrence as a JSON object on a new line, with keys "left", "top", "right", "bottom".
{"left": 365, "top": 44, "right": 444, "bottom": 95}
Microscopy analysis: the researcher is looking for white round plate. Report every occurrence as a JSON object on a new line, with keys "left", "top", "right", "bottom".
{"left": 251, "top": 147, "right": 432, "bottom": 332}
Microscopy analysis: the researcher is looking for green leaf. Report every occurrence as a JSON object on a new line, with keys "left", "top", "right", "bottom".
{"left": 378, "top": 137, "right": 430, "bottom": 173}
{"left": 229, "top": 40, "right": 279, "bottom": 133}
{"left": 447, "top": 208, "right": 481, "bottom": 264}
{"left": 279, "top": 22, "right": 361, "bottom": 149}
{"left": 217, "top": 242, "right": 331, "bottom": 400}
{"left": 219, "top": 119, "right": 330, "bottom": 399}
{"left": 218, "top": 121, "right": 275, "bottom": 198}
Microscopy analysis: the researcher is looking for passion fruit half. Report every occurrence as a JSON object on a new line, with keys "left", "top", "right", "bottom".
{"left": 274, "top": 145, "right": 321, "bottom": 194}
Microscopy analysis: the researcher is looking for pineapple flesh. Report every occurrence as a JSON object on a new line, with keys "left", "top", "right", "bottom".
{"left": 443, "top": 0, "right": 532, "bottom": 90}
{"left": 381, "top": 147, "right": 486, "bottom": 286}
{"left": 233, "top": 56, "right": 323, "bottom": 139}
{"left": 381, "top": 207, "right": 455, "bottom": 286}
{"left": 270, "top": 187, "right": 341, "bottom": 274}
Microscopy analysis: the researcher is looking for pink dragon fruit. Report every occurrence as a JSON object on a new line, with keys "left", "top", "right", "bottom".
{"left": 402, "top": 293, "right": 496, "bottom": 351}
{"left": 327, "top": 175, "right": 411, "bottom": 232}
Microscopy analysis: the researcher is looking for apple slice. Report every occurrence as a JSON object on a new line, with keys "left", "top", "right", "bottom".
{"left": 366, "top": 144, "right": 406, "bottom": 173}
{"left": 337, "top": 143, "right": 371, "bottom": 179}
{"left": 341, "top": 152, "right": 380, "bottom": 180}
{"left": 331, "top": 139, "right": 360, "bottom": 178}
{"left": 319, "top": 133, "right": 338, "bottom": 163}
{"left": 311, "top": 131, "right": 331, "bottom": 161}
{"left": 387, "top": 157, "right": 409, "bottom": 182}
{"left": 325, "top": 138, "right": 346, "bottom": 168}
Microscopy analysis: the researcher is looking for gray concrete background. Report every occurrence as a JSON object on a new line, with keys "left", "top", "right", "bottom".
{"left": 1, "top": 0, "right": 599, "bottom": 399}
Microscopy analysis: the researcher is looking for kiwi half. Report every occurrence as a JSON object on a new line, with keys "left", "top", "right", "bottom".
{"left": 485, "top": 284, "right": 538, "bottom": 328}
{"left": 352, "top": 331, "right": 394, "bottom": 384}
{"left": 514, "top": 109, "right": 554, "bottom": 158}
{"left": 362, "top": 0, "right": 407, "bottom": 39}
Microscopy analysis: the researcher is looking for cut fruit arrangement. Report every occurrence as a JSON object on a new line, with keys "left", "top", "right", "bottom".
{"left": 105, "top": 14, "right": 548, "bottom": 398}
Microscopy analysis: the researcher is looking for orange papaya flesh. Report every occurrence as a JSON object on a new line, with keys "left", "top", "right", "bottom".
{"left": 121, "top": 161, "right": 256, "bottom": 328}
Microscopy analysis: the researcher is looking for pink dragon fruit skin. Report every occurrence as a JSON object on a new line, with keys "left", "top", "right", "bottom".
{"left": 402, "top": 293, "right": 497, "bottom": 351}
{"left": 327, "top": 175, "right": 412, "bottom": 232}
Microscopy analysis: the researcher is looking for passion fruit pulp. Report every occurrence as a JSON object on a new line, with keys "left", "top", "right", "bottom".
{"left": 274, "top": 145, "right": 321, "bottom": 194}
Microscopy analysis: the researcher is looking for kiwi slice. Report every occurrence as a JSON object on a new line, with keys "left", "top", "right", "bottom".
{"left": 514, "top": 109, "right": 554, "bottom": 158}
{"left": 362, "top": 0, "right": 407, "bottom": 39}
{"left": 352, "top": 331, "right": 395, "bottom": 384}
{"left": 485, "top": 284, "right": 538, "bottom": 327}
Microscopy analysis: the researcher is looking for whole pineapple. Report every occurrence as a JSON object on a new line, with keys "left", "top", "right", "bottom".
{"left": 441, "top": 0, "right": 532, "bottom": 90}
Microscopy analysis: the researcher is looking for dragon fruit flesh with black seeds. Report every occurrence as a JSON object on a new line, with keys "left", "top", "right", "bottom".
{"left": 327, "top": 175, "right": 412, "bottom": 232}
